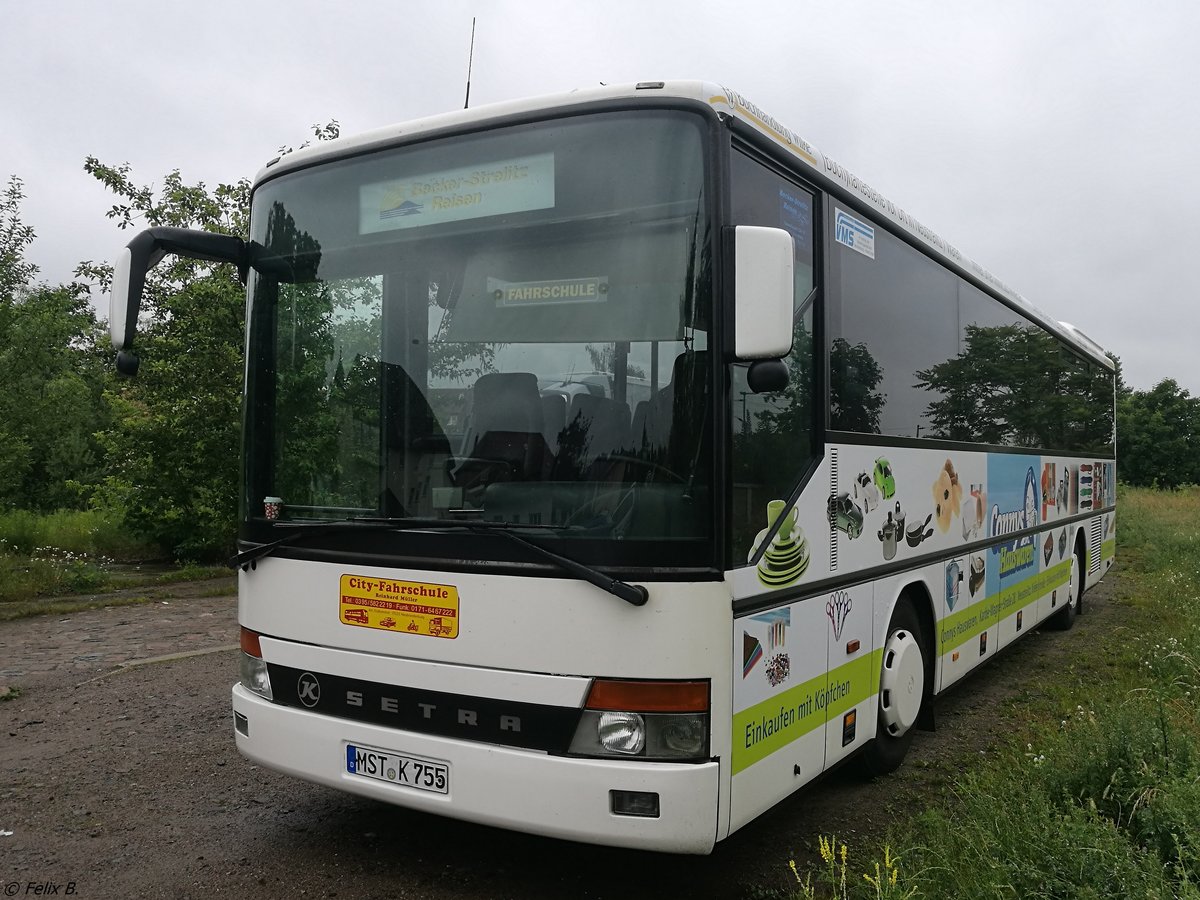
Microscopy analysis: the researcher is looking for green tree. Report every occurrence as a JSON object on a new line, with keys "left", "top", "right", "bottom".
{"left": 0, "top": 177, "right": 37, "bottom": 499}
{"left": 0, "top": 176, "right": 37, "bottom": 297}
{"left": 80, "top": 161, "right": 249, "bottom": 558}
{"left": 0, "top": 284, "right": 111, "bottom": 509}
{"left": 1117, "top": 379, "right": 1200, "bottom": 488}
{"left": 0, "top": 177, "right": 110, "bottom": 511}
{"left": 79, "top": 122, "right": 341, "bottom": 558}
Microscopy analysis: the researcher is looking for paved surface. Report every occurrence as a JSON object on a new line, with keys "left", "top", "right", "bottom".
{"left": 0, "top": 585, "right": 237, "bottom": 683}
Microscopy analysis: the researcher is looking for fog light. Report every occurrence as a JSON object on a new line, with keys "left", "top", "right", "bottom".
{"left": 598, "top": 712, "right": 645, "bottom": 755}
{"left": 234, "top": 711, "right": 249, "bottom": 736}
{"left": 611, "top": 789, "right": 659, "bottom": 818}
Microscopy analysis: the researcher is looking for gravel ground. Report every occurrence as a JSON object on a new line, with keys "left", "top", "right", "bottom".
{"left": 0, "top": 574, "right": 1120, "bottom": 899}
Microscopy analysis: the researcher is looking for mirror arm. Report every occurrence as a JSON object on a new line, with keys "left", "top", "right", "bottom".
{"left": 111, "top": 227, "right": 247, "bottom": 375}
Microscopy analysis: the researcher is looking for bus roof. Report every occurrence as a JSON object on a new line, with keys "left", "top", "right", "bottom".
{"left": 255, "top": 80, "right": 1114, "bottom": 370}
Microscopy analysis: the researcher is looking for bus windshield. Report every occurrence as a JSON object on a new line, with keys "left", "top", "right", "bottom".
{"left": 242, "top": 111, "right": 713, "bottom": 564}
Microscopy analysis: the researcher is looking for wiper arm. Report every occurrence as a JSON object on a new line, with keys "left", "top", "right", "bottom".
{"left": 229, "top": 517, "right": 649, "bottom": 607}
{"left": 229, "top": 516, "right": 531, "bottom": 570}
{"left": 479, "top": 526, "right": 649, "bottom": 607}
{"left": 228, "top": 519, "right": 406, "bottom": 570}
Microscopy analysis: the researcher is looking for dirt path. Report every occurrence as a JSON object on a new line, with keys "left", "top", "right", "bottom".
{"left": 0, "top": 578, "right": 236, "bottom": 681}
{"left": 0, "top": 573, "right": 1122, "bottom": 899}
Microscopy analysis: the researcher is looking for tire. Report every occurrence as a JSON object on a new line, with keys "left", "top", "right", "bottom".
{"left": 1046, "top": 548, "right": 1082, "bottom": 631}
{"left": 859, "top": 598, "right": 927, "bottom": 777}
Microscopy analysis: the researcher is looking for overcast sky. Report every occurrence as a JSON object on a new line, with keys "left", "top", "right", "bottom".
{"left": 3, "top": 0, "right": 1196, "bottom": 394}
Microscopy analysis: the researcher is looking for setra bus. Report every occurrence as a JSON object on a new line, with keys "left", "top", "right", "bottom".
{"left": 108, "top": 81, "right": 1116, "bottom": 854}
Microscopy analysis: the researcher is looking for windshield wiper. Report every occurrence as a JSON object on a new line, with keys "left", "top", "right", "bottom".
{"left": 229, "top": 517, "right": 649, "bottom": 607}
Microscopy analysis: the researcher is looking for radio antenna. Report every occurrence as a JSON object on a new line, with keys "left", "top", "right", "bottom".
{"left": 463, "top": 17, "right": 476, "bottom": 109}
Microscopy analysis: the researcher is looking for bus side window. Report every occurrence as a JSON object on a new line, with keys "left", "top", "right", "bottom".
{"left": 728, "top": 150, "right": 818, "bottom": 564}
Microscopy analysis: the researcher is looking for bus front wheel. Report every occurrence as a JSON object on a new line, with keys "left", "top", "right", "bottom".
{"left": 860, "top": 598, "right": 927, "bottom": 776}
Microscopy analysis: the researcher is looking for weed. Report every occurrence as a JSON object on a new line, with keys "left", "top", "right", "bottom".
{"left": 786, "top": 838, "right": 916, "bottom": 900}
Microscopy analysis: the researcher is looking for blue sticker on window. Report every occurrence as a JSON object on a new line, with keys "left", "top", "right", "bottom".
{"left": 779, "top": 189, "right": 811, "bottom": 247}
{"left": 834, "top": 207, "right": 875, "bottom": 259}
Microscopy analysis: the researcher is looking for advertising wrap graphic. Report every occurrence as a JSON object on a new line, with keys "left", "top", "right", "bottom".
{"left": 826, "top": 591, "right": 852, "bottom": 641}
{"left": 752, "top": 500, "right": 810, "bottom": 587}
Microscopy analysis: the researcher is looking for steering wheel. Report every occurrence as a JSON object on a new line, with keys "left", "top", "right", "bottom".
{"left": 565, "top": 486, "right": 639, "bottom": 537}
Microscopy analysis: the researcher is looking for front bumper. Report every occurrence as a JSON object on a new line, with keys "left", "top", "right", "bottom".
{"left": 232, "top": 684, "right": 720, "bottom": 853}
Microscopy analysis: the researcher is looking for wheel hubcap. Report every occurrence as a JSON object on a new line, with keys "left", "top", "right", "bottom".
{"left": 879, "top": 629, "right": 924, "bottom": 736}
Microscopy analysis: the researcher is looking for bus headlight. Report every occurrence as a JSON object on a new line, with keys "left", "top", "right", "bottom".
{"left": 655, "top": 714, "right": 707, "bottom": 756}
{"left": 239, "top": 652, "right": 273, "bottom": 700}
{"left": 568, "top": 679, "right": 709, "bottom": 761}
{"left": 239, "top": 627, "right": 273, "bottom": 701}
{"left": 598, "top": 712, "right": 645, "bottom": 754}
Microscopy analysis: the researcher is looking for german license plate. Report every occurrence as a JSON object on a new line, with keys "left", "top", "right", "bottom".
{"left": 346, "top": 744, "right": 449, "bottom": 794}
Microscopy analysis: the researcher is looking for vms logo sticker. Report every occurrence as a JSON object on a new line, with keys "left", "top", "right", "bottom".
{"left": 834, "top": 208, "right": 875, "bottom": 259}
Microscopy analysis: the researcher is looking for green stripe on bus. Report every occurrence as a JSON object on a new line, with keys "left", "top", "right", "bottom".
{"left": 732, "top": 649, "right": 883, "bottom": 775}
{"left": 938, "top": 559, "right": 1071, "bottom": 654}
{"left": 1102, "top": 539, "right": 1115, "bottom": 561}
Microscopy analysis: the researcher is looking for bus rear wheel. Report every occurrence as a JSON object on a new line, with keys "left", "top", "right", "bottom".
{"left": 1046, "top": 548, "right": 1082, "bottom": 631}
{"left": 860, "top": 598, "right": 926, "bottom": 776}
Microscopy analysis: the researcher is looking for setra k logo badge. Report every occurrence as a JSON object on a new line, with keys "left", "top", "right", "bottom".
{"left": 297, "top": 672, "right": 321, "bottom": 707}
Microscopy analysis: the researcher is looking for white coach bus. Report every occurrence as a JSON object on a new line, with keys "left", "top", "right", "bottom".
{"left": 109, "top": 81, "right": 1116, "bottom": 854}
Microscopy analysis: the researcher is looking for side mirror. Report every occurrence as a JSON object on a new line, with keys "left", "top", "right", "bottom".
{"left": 108, "top": 227, "right": 247, "bottom": 375}
{"left": 747, "top": 358, "right": 789, "bottom": 393}
{"left": 734, "top": 225, "right": 794, "bottom": 360}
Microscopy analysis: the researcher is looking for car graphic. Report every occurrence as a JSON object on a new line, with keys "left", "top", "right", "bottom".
{"left": 343, "top": 608, "right": 370, "bottom": 624}
{"left": 827, "top": 493, "right": 864, "bottom": 539}
{"left": 379, "top": 617, "right": 397, "bottom": 629}
{"left": 873, "top": 457, "right": 896, "bottom": 498}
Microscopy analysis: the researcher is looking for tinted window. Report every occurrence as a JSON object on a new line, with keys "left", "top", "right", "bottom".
{"left": 828, "top": 211, "right": 957, "bottom": 437}
{"left": 917, "top": 282, "right": 1114, "bottom": 453}
{"left": 829, "top": 217, "right": 1114, "bottom": 455}
{"left": 728, "top": 151, "right": 817, "bottom": 560}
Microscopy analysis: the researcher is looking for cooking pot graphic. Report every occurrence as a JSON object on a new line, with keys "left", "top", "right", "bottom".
{"left": 878, "top": 510, "right": 901, "bottom": 561}
{"left": 906, "top": 513, "right": 934, "bottom": 547}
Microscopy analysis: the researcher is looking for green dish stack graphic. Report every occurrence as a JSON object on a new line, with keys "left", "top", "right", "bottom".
{"left": 754, "top": 499, "right": 810, "bottom": 588}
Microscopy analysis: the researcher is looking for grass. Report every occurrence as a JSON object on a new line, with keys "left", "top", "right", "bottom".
{"left": 0, "top": 509, "right": 231, "bottom": 618}
{"left": 784, "top": 485, "right": 1200, "bottom": 899}
{"left": 0, "top": 547, "right": 114, "bottom": 601}
{"left": 154, "top": 562, "right": 230, "bottom": 584}
{"left": 0, "top": 508, "right": 154, "bottom": 559}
